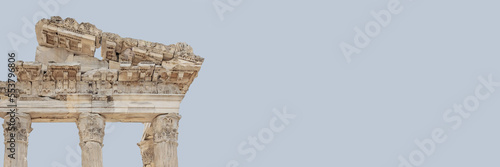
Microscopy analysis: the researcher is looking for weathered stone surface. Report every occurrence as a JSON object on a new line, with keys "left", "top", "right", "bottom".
{"left": 77, "top": 113, "right": 105, "bottom": 167}
{"left": 35, "top": 46, "right": 73, "bottom": 64}
{"left": 2, "top": 16, "right": 203, "bottom": 167}
{"left": 138, "top": 123, "right": 155, "bottom": 167}
{"left": 153, "top": 113, "right": 181, "bottom": 167}
{"left": 3, "top": 113, "right": 32, "bottom": 167}
{"left": 68, "top": 55, "right": 108, "bottom": 72}
{"left": 9, "top": 17, "right": 203, "bottom": 101}
{"left": 35, "top": 16, "right": 102, "bottom": 57}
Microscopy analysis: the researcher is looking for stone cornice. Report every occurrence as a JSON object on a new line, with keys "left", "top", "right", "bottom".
{"left": 0, "top": 17, "right": 203, "bottom": 124}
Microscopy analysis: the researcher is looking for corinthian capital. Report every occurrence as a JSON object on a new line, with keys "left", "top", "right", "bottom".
{"left": 2, "top": 112, "right": 32, "bottom": 143}
{"left": 152, "top": 113, "right": 181, "bottom": 143}
{"left": 77, "top": 113, "right": 105, "bottom": 145}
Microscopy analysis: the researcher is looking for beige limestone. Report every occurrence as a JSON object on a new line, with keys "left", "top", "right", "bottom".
{"left": 1, "top": 16, "right": 204, "bottom": 167}
{"left": 153, "top": 113, "right": 181, "bottom": 167}
{"left": 2, "top": 113, "right": 32, "bottom": 167}
{"left": 77, "top": 113, "right": 105, "bottom": 167}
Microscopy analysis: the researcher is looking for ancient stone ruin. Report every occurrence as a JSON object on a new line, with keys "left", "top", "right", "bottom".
{"left": 0, "top": 16, "right": 204, "bottom": 167}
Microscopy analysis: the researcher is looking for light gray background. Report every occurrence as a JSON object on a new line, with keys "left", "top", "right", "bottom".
{"left": 1, "top": 0, "right": 500, "bottom": 166}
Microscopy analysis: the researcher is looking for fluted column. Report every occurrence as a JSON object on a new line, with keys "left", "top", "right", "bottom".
{"left": 3, "top": 112, "right": 32, "bottom": 167}
{"left": 77, "top": 113, "right": 105, "bottom": 167}
{"left": 153, "top": 113, "right": 181, "bottom": 167}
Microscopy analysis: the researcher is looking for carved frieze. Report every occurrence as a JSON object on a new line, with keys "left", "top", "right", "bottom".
{"left": 35, "top": 16, "right": 102, "bottom": 57}
{"left": 4, "top": 16, "right": 203, "bottom": 105}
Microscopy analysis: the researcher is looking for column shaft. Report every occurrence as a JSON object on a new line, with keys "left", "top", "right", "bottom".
{"left": 152, "top": 113, "right": 181, "bottom": 167}
{"left": 3, "top": 112, "right": 32, "bottom": 167}
{"left": 138, "top": 139, "right": 154, "bottom": 167}
{"left": 77, "top": 113, "right": 105, "bottom": 167}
